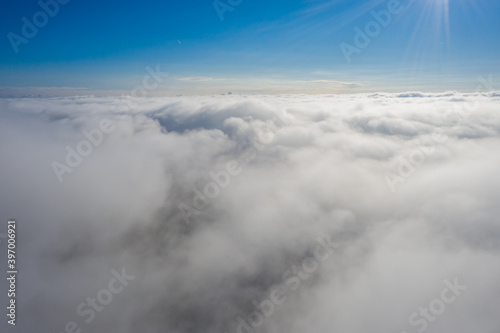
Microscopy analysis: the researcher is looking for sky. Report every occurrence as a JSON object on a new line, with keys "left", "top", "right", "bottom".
{"left": 0, "top": 0, "right": 500, "bottom": 94}
{"left": 1, "top": 2, "right": 500, "bottom": 332}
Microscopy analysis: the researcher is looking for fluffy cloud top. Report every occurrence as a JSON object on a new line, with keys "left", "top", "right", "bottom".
{"left": 0, "top": 92, "right": 499, "bottom": 333}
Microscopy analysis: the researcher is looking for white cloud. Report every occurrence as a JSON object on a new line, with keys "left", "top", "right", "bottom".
{"left": 176, "top": 76, "right": 232, "bottom": 82}
{"left": 177, "top": 76, "right": 215, "bottom": 82}
{"left": 1, "top": 92, "right": 500, "bottom": 333}
{"left": 293, "top": 80, "right": 363, "bottom": 88}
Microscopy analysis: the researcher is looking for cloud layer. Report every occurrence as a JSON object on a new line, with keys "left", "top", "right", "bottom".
{"left": 1, "top": 92, "right": 500, "bottom": 333}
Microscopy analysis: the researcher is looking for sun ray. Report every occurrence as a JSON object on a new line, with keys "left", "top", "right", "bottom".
{"left": 401, "top": 0, "right": 460, "bottom": 80}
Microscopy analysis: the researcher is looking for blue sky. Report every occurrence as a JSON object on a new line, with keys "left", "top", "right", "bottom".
{"left": 1, "top": 0, "right": 499, "bottom": 94}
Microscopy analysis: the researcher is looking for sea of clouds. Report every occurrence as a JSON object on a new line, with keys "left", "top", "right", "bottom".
{"left": 0, "top": 92, "right": 500, "bottom": 333}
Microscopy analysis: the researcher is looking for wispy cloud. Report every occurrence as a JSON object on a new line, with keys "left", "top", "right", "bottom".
{"left": 176, "top": 76, "right": 231, "bottom": 82}
{"left": 294, "top": 79, "right": 363, "bottom": 88}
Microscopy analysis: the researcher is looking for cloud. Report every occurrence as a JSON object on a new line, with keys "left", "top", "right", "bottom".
{"left": 1, "top": 92, "right": 500, "bottom": 333}
{"left": 176, "top": 77, "right": 230, "bottom": 82}
{"left": 293, "top": 80, "right": 363, "bottom": 88}
{"left": 0, "top": 86, "right": 90, "bottom": 98}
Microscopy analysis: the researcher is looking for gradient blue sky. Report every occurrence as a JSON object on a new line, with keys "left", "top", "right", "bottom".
{"left": 1, "top": 0, "right": 499, "bottom": 95}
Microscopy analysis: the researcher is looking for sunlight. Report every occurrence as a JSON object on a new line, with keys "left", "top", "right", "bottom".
{"left": 402, "top": 0, "right": 455, "bottom": 75}
{"left": 423, "top": 0, "right": 450, "bottom": 45}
